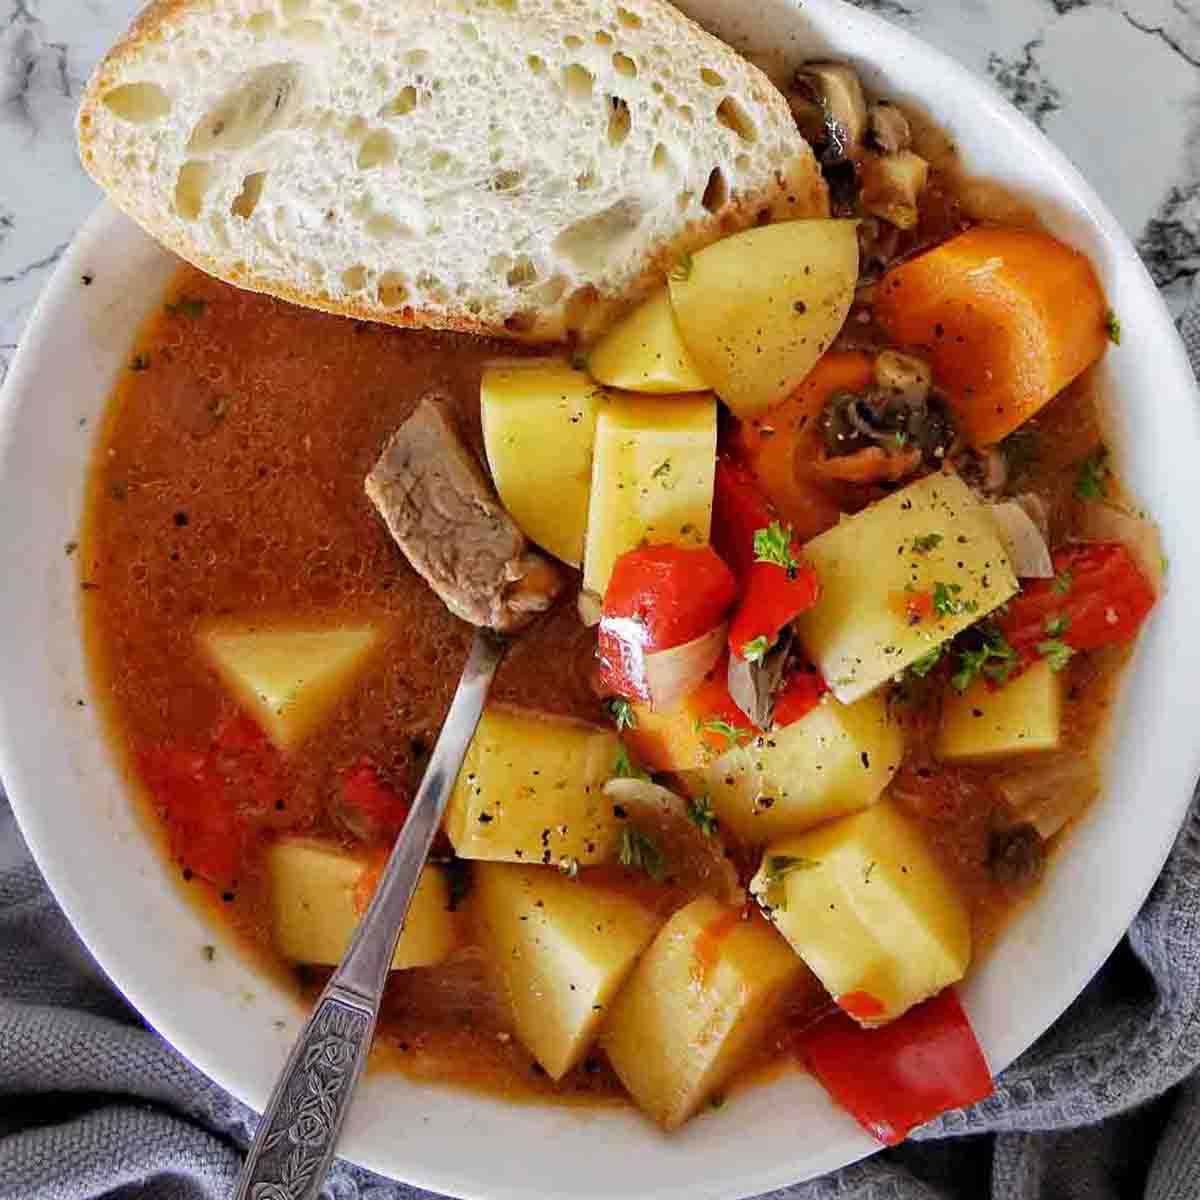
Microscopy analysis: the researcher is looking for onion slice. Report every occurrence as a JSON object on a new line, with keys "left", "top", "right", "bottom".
{"left": 603, "top": 778, "right": 743, "bottom": 904}
{"left": 1077, "top": 502, "right": 1165, "bottom": 595}
{"left": 600, "top": 617, "right": 727, "bottom": 710}
{"left": 996, "top": 754, "right": 1099, "bottom": 839}
{"left": 987, "top": 501, "right": 1053, "bottom": 578}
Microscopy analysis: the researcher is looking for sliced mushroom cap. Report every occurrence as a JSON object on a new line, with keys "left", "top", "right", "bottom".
{"left": 860, "top": 149, "right": 930, "bottom": 230}
{"left": 792, "top": 61, "right": 868, "bottom": 157}
{"left": 867, "top": 101, "right": 912, "bottom": 155}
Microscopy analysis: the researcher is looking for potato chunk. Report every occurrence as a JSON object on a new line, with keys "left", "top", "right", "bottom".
{"left": 688, "top": 692, "right": 903, "bottom": 845}
{"left": 582, "top": 392, "right": 717, "bottom": 597}
{"left": 588, "top": 288, "right": 708, "bottom": 394}
{"left": 266, "top": 837, "right": 458, "bottom": 970}
{"left": 480, "top": 359, "right": 606, "bottom": 567}
{"left": 668, "top": 220, "right": 859, "bottom": 417}
{"left": 602, "top": 897, "right": 804, "bottom": 1127}
{"left": 474, "top": 863, "right": 660, "bottom": 1079}
{"left": 939, "top": 659, "right": 1063, "bottom": 763}
{"left": 445, "top": 705, "right": 621, "bottom": 866}
{"left": 202, "top": 626, "right": 379, "bottom": 749}
{"left": 750, "top": 798, "right": 970, "bottom": 1025}
{"left": 795, "top": 472, "right": 1017, "bottom": 703}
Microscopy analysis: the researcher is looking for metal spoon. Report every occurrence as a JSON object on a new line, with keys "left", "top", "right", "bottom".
{"left": 234, "top": 629, "right": 507, "bottom": 1200}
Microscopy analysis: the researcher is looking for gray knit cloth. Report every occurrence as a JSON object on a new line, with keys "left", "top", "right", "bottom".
{"left": 3, "top": 300, "right": 1200, "bottom": 1199}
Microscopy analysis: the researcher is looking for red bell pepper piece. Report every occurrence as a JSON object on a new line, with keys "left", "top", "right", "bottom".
{"left": 773, "top": 664, "right": 828, "bottom": 728}
{"left": 727, "top": 524, "right": 820, "bottom": 661}
{"left": 798, "top": 988, "right": 993, "bottom": 1146}
{"left": 712, "top": 456, "right": 776, "bottom": 581}
{"left": 598, "top": 544, "right": 738, "bottom": 701}
{"left": 337, "top": 758, "right": 412, "bottom": 843}
{"left": 998, "top": 541, "right": 1155, "bottom": 663}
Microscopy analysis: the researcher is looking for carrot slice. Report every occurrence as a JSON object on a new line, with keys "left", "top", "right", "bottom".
{"left": 873, "top": 226, "right": 1108, "bottom": 447}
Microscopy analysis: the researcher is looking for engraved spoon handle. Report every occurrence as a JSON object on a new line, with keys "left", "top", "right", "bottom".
{"left": 233, "top": 629, "right": 507, "bottom": 1200}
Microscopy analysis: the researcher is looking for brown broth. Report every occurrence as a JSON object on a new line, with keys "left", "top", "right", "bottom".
{"left": 81, "top": 223, "right": 1129, "bottom": 1109}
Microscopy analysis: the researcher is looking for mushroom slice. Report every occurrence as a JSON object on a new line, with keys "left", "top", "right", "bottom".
{"left": 792, "top": 61, "right": 868, "bottom": 156}
{"left": 867, "top": 101, "right": 912, "bottom": 154}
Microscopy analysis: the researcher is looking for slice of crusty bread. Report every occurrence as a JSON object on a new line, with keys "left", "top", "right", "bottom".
{"left": 78, "top": 0, "right": 827, "bottom": 342}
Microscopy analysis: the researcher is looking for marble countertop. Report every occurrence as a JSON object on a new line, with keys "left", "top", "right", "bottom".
{"left": 2, "top": 0, "right": 1199, "bottom": 386}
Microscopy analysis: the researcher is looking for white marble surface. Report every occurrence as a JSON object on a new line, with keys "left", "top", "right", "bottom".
{"left": 2, "top": 0, "right": 1199, "bottom": 387}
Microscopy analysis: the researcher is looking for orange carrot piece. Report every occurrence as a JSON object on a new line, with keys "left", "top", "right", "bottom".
{"left": 873, "top": 226, "right": 1109, "bottom": 447}
{"left": 731, "top": 351, "right": 875, "bottom": 541}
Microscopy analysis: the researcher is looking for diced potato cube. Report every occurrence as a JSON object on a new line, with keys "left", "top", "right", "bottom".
{"left": 795, "top": 472, "right": 1018, "bottom": 704}
{"left": 266, "top": 837, "right": 458, "bottom": 970}
{"left": 202, "top": 626, "right": 380, "bottom": 749}
{"left": 686, "top": 692, "right": 902, "bottom": 845}
{"left": 480, "top": 359, "right": 606, "bottom": 567}
{"left": 668, "top": 220, "right": 859, "bottom": 417}
{"left": 602, "top": 897, "right": 804, "bottom": 1128}
{"left": 750, "top": 798, "right": 971, "bottom": 1025}
{"left": 474, "top": 863, "right": 661, "bottom": 1079}
{"left": 861, "top": 150, "right": 930, "bottom": 231}
{"left": 939, "top": 660, "right": 1063, "bottom": 763}
{"left": 588, "top": 288, "right": 709, "bottom": 394}
{"left": 445, "top": 705, "right": 621, "bottom": 866}
{"left": 625, "top": 699, "right": 708, "bottom": 773}
{"left": 582, "top": 392, "right": 717, "bottom": 597}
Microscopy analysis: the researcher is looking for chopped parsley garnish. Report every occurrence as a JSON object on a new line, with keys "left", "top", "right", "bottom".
{"left": 612, "top": 745, "right": 649, "bottom": 780}
{"left": 669, "top": 250, "right": 694, "bottom": 282}
{"left": 1044, "top": 613, "right": 1071, "bottom": 638}
{"left": 863, "top": 861, "right": 877, "bottom": 883}
{"left": 606, "top": 697, "right": 637, "bottom": 732}
{"left": 558, "top": 857, "right": 580, "bottom": 880}
{"left": 910, "top": 533, "right": 943, "bottom": 555}
{"left": 932, "top": 581, "right": 977, "bottom": 617}
{"left": 908, "top": 644, "right": 944, "bottom": 678}
{"left": 166, "top": 296, "right": 207, "bottom": 319}
{"left": 951, "top": 626, "right": 1018, "bottom": 692}
{"left": 1106, "top": 309, "right": 1122, "bottom": 345}
{"left": 764, "top": 855, "right": 820, "bottom": 885}
{"left": 742, "top": 635, "right": 772, "bottom": 663}
{"left": 1075, "top": 446, "right": 1110, "bottom": 500}
{"left": 1053, "top": 569, "right": 1075, "bottom": 595}
{"left": 652, "top": 458, "right": 672, "bottom": 480}
{"left": 696, "top": 718, "right": 751, "bottom": 748}
{"left": 686, "top": 795, "right": 719, "bottom": 837}
{"left": 1037, "top": 638, "right": 1075, "bottom": 672}
{"left": 753, "top": 521, "right": 800, "bottom": 571}
{"left": 893, "top": 430, "right": 909, "bottom": 448}
{"left": 618, "top": 826, "right": 665, "bottom": 881}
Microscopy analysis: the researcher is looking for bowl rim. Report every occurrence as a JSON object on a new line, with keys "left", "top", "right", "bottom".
{"left": 3, "top": 0, "right": 1200, "bottom": 1196}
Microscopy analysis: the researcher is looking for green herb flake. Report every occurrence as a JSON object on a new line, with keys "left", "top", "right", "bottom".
{"left": 753, "top": 521, "right": 800, "bottom": 572}
{"left": 612, "top": 745, "right": 649, "bottom": 781}
{"left": 908, "top": 644, "right": 944, "bottom": 678}
{"left": 686, "top": 795, "right": 719, "bottom": 838}
{"left": 652, "top": 458, "right": 672, "bottom": 480}
{"left": 764, "top": 855, "right": 820, "bottom": 885}
{"left": 742, "top": 635, "right": 772, "bottom": 664}
{"left": 1037, "top": 638, "right": 1075, "bottom": 672}
{"left": 166, "top": 296, "right": 207, "bottom": 319}
{"left": 606, "top": 697, "right": 637, "bottom": 732}
{"left": 863, "top": 861, "right": 876, "bottom": 883}
{"left": 1105, "top": 309, "right": 1122, "bottom": 345}
{"left": 951, "top": 627, "right": 1018, "bottom": 692}
{"left": 1053, "top": 569, "right": 1075, "bottom": 595}
{"left": 910, "top": 533, "right": 943, "bottom": 555}
{"left": 696, "top": 718, "right": 751, "bottom": 748}
{"left": 1044, "top": 613, "right": 1071, "bottom": 638}
{"left": 932, "top": 581, "right": 977, "bottom": 617}
{"left": 1075, "top": 446, "right": 1110, "bottom": 501}
{"left": 618, "top": 826, "right": 665, "bottom": 881}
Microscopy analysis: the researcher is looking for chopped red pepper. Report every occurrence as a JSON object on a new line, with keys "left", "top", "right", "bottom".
{"left": 599, "top": 544, "right": 738, "bottom": 702}
{"left": 773, "top": 665, "right": 828, "bottom": 728}
{"left": 337, "top": 758, "right": 412, "bottom": 843}
{"left": 712, "top": 456, "right": 776, "bottom": 581}
{"left": 837, "top": 990, "right": 887, "bottom": 1021}
{"left": 998, "top": 541, "right": 1155, "bottom": 664}
{"left": 727, "top": 533, "right": 820, "bottom": 661}
{"left": 798, "top": 988, "right": 993, "bottom": 1146}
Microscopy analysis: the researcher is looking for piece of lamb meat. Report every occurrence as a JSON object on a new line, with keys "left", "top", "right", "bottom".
{"left": 366, "top": 394, "right": 563, "bottom": 632}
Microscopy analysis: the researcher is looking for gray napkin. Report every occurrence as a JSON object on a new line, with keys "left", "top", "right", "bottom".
{"left": 3, "top": 299, "right": 1200, "bottom": 1200}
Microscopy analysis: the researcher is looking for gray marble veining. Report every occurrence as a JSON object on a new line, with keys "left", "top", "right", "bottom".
{"left": 2, "top": 0, "right": 1199, "bottom": 389}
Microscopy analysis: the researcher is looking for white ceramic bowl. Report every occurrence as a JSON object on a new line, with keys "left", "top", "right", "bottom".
{"left": 2, "top": 1, "right": 1199, "bottom": 1196}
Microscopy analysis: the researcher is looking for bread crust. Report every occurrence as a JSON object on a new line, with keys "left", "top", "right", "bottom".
{"left": 78, "top": 0, "right": 828, "bottom": 344}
